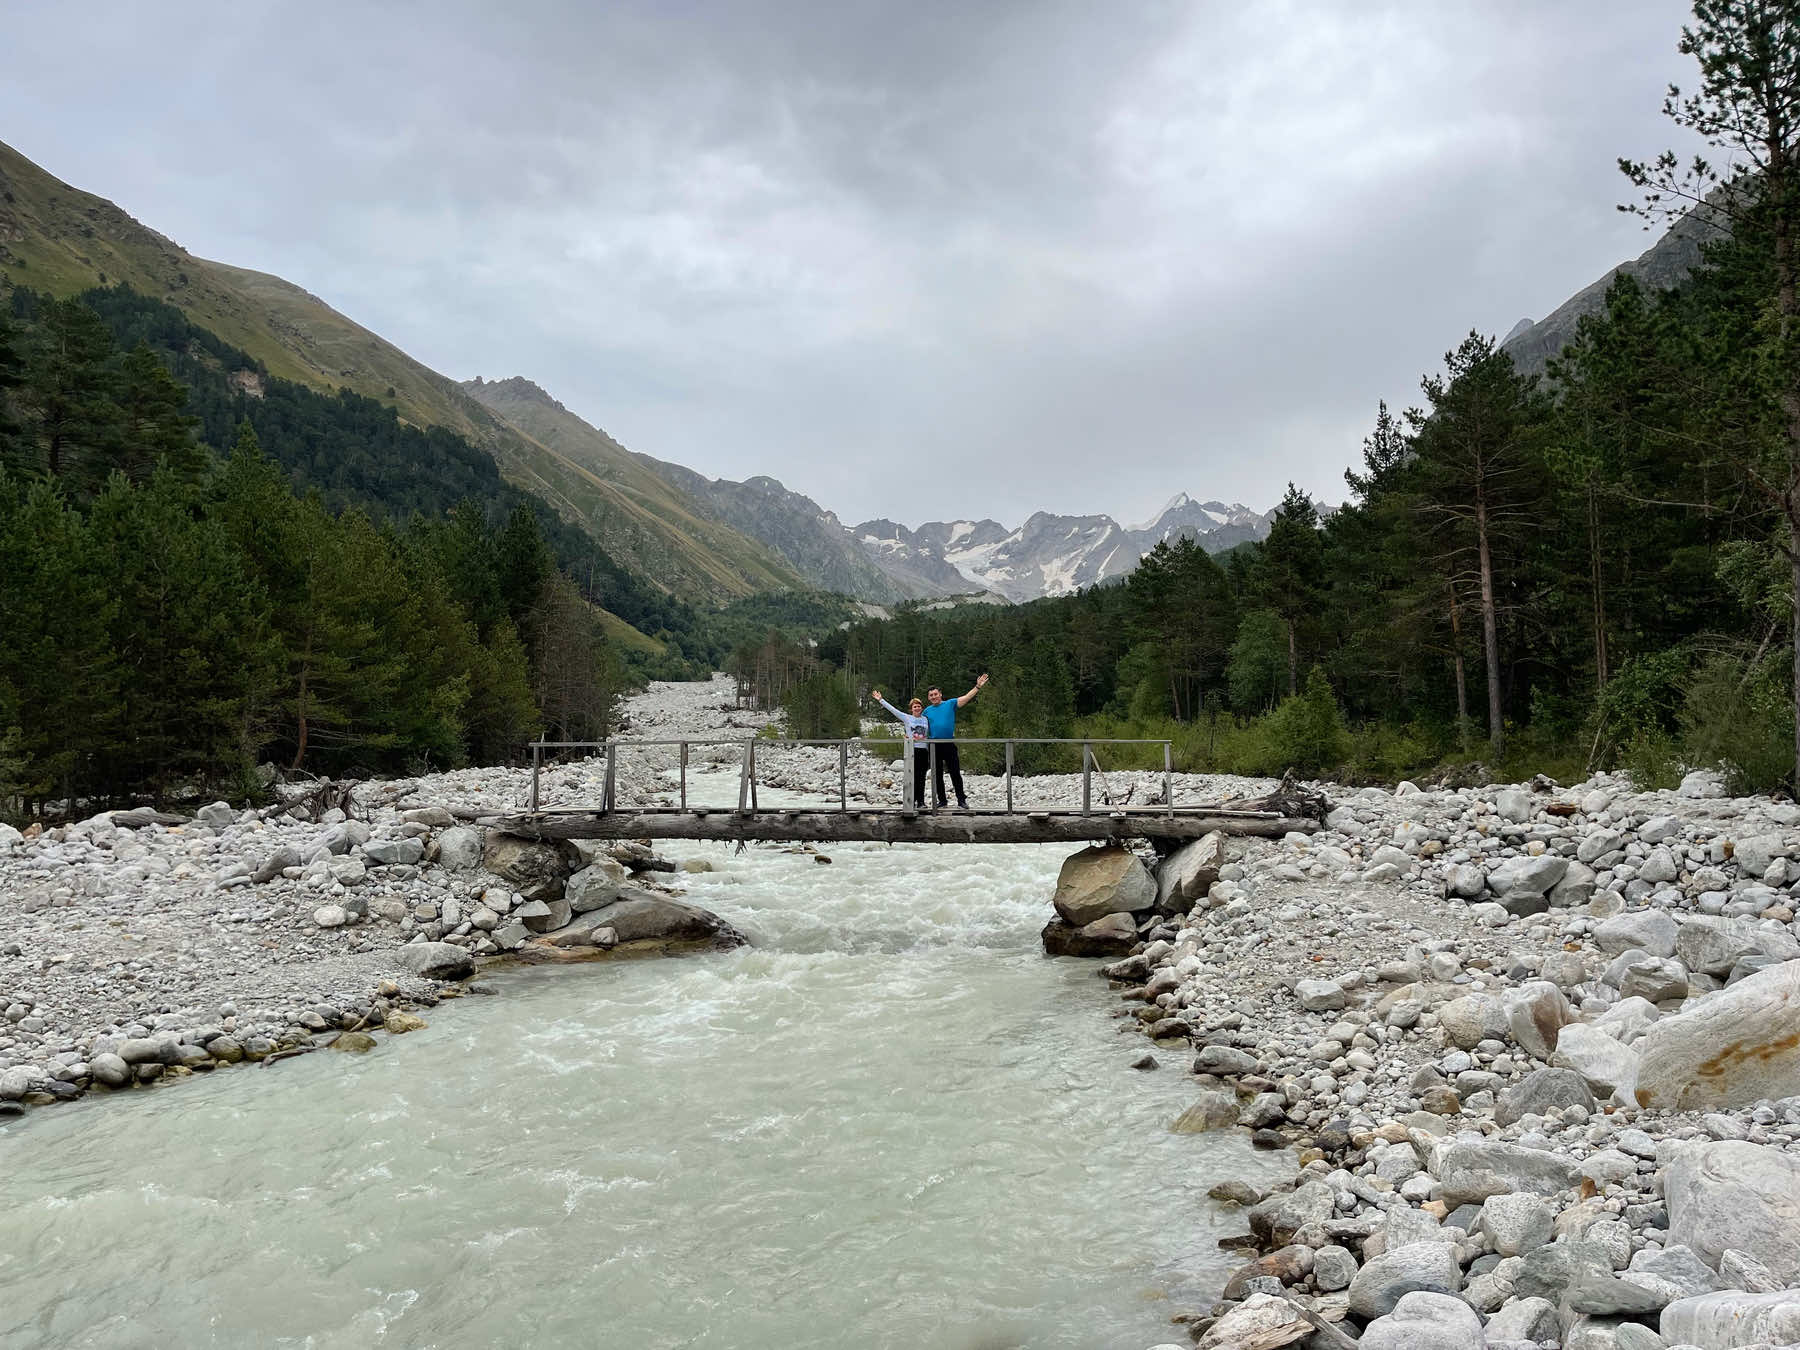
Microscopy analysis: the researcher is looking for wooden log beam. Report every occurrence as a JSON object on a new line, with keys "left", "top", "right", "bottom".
{"left": 486, "top": 811, "right": 1318, "bottom": 845}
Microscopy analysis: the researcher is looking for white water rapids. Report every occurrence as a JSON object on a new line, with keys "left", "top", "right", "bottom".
{"left": 0, "top": 775, "right": 1288, "bottom": 1349}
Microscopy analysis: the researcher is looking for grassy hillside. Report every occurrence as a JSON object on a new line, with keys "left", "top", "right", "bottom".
{"left": 0, "top": 138, "right": 794, "bottom": 603}
{"left": 463, "top": 376, "right": 799, "bottom": 598}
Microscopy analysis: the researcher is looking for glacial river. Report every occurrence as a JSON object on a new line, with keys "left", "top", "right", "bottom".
{"left": 0, "top": 777, "right": 1286, "bottom": 1350}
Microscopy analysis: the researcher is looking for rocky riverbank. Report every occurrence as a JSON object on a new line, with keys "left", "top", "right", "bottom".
{"left": 1093, "top": 769, "right": 1800, "bottom": 1350}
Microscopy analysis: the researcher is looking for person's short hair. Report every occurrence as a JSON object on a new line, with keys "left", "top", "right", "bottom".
{"left": 927, "top": 686, "right": 941, "bottom": 695}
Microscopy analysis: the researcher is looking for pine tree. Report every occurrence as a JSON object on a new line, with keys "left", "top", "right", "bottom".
{"left": 1257, "top": 484, "right": 1326, "bottom": 696}
{"left": 14, "top": 298, "right": 123, "bottom": 491}
{"left": 117, "top": 342, "right": 207, "bottom": 484}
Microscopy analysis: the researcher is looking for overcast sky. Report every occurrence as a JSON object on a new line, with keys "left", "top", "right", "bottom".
{"left": 6, "top": 1, "right": 1704, "bottom": 527}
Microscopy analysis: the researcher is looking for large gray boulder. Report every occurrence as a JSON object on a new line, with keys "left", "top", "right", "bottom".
{"left": 1439, "top": 994, "right": 1509, "bottom": 1050}
{"left": 362, "top": 836, "right": 424, "bottom": 867}
{"left": 570, "top": 891, "right": 746, "bottom": 948}
{"left": 435, "top": 826, "right": 483, "bottom": 871}
{"left": 1664, "top": 1141, "right": 1800, "bottom": 1283}
{"left": 1636, "top": 960, "right": 1800, "bottom": 1110}
{"left": 1732, "top": 832, "right": 1788, "bottom": 877}
{"left": 1041, "top": 912, "right": 1137, "bottom": 958}
{"left": 1347, "top": 1242, "right": 1462, "bottom": 1319}
{"left": 565, "top": 858, "right": 627, "bottom": 912}
{"left": 1661, "top": 1289, "right": 1800, "bottom": 1347}
{"left": 1552, "top": 1022, "right": 1641, "bottom": 1102}
{"left": 1051, "top": 845, "right": 1154, "bottom": 925}
{"left": 1495, "top": 1066, "right": 1595, "bottom": 1126}
{"left": 391, "top": 942, "right": 474, "bottom": 980}
{"left": 1429, "top": 1136, "right": 1582, "bottom": 1196}
{"left": 1153, "top": 831, "right": 1225, "bottom": 914}
{"left": 1674, "top": 914, "right": 1800, "bottom": 977}
{"left": 1596, "top": 909, "right": 1679, "bottom": 958}
{"left": 481, "top": 832, "right": 578, "bottom": 902}
{"left": 1359, "top": 1290, "right": 1484, "bottom": 1350}
{"left": 1503, "top": 980, "right": 1574, "bottom": 1059}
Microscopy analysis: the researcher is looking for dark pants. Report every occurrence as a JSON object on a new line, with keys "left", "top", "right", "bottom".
{"left": 933, "top": 743, "right": 966, "bottom": 808}
{"left": 911, "top": 748, "right": 929, "bottom": 806}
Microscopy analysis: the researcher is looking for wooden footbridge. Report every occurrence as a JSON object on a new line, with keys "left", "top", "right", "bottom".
{"left": 491, "top": 737, "right": 1323, "bottom": 845}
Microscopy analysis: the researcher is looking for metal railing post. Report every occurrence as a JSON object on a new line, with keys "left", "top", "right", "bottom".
{"left": 1004, "top": 740, "right": 1014, "bottom": 814}
{"left": 839, "top": 740, "right": 848, "bottom": 810}
{"left": 750, "top": 739, "right": 759, "bottom": 811}
{"left": 679, "top": 740, "right": 688, "bottom": 812}
{"left": 530, "top": 741, "right": 541, "bottom": 814}
{"left": 902, "top": 736, "right": 914, "bottom": 813}
{"left": 738, "top": 738, "right": 753, "bottom": 813}
{"left": 928, "top": 740, "right": 937, "bottom": 813}
{"left": 603, "top": 742, "right": 617, "bottom": 813}
{"left": 1164, "top": 741, "right": 1174, "bottom": 817}
{"left": 1082, "top": 742, "right": 1092, "bottom": 816}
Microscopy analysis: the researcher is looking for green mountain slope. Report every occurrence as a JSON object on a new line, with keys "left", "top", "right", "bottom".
{"left": 461, "top": 376, "right": 799, "bottom": 597}
{"left": 0, "top": 137, "right": 793, "bottom": 602}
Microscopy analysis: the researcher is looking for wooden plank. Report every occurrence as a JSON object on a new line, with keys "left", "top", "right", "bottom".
{"left": 490, "top": 811, "right": 1318, "bottom": 845}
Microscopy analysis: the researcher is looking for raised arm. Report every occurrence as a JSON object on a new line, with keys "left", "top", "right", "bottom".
{"left": 955, "top": 672, "right": 990, "bottom": 707}
{"left": 872, "top": 691, "right": 908, "bottom": 721}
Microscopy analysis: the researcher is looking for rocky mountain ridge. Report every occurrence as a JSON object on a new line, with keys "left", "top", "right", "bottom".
{"left": 852, "top": 492, "right": 1274, "bottom": 602}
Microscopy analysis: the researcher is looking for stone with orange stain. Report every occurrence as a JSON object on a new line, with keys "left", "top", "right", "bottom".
{"left": 1635, "top": 960, "right": 1800, "bottom": 1111}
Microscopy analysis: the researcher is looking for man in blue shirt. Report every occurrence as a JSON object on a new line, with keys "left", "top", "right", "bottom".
{"left": 922, "top": 673, "right": 988, "bottom": 809}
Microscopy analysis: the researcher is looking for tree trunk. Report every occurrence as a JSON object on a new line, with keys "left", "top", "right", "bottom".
{"left": 1475, "top": 494, "right": 1505, "bottom": 758}
{"left": 1286, "top": 618, "right": 1297, "bottom": 697}
{"left": 1588, "top": 477, "right": 1608, "bottom": 690}
{"left": 1449, "top": 582, "right": 1470, "bottom": 756}
{"left": 291, "top": 662, "right": 310, "bottom": 772}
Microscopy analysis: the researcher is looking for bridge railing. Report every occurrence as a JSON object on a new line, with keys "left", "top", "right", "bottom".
{"left": 524, "top": 736, "right": 1182, "bottom": 818}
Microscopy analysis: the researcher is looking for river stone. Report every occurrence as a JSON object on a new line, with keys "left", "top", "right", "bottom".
{"left": 520, "top": 897, "right": 572, "bottom": 933}
{"left": 1485, "top": 1295, "right": 1559, "bottom": 1343}
{"left": 1169, "top": 1091, "right": 1239, "bottom": 1133}
{"left": 1618, "top": 956, "right": 1691, "bottom": 1005}
{"left": 1660, "top": 1289, "right": 1800, "bottom": 1347}
{"left": 1596, "top": 910, "right": 1679, "bottom": 958}
{"left": 1193, "top": 1044, "right": 1260, "bottom": 1076}
{"left": 0, "top": 1067, "right": 36, "bottom": 1100}
{"left": 481, "top": 832, "right": 576, "bottom": 902}
{"left": 1495, "top": 1066, "right": 1596, "bottom": 1126}
{"left": 252, "top": 846, "right": 299, "bottom": 884}
{"left": 1248, "top": 1181, "right": 1336, "bottom": 1247}
{"left": 1051, "top": 845, "right": 1155, "bottom": 925}
{"left": 1495, "top": 788, "right": 1534, "bottom": 823}
{"left": 1489, "top": 853, "right": 1568, "bottom": 897}
{"left": 362, "top": 836, "right": 424, "bottom": 867}
{"left": 1636, "top": 960, "right": 1800, "bottom": 1110}
{"left": 1040, "top": 913, "right": 1137, "bottom": 957}
{"left": 1347, "top": 1242, "right": 1462, "bottom": 1319}
{"left": 89, "top": 1052, "right": 130, "bottom": 1087}
{"left": 326, "top": 856, "right": 366, "bottom": 887}
{"left": 1675, "top": 913, "right": 1800, "bottom": 977}
{"left": 1553, "top": 1022, "right": 1642, "bottom": 1101}
{"left": 1733, "top": 832, "right": 1788, "bottom": 877}
{"left": 1512, "top": 1239, "right": 1614, "bottom": 1302}
{"left": 312, "top": 904, "right": 348, "bottom": 929}
{"left": 1480, "top": 1191, "right": 1555, "bottom": 1257}
{"left": 1295, "top": 978, "right": 1346, "bottom": 1011}
{"left": 1359, "top": 1290, "right": 1485, "bottom": 1350}
{"left": 1154, "top": 831, "right": 1225, "bottom": 914}
{"left": 566, "top": 858, "right": 627, "bottom": 912}
{"left": 1439, "top": 994, "right": 1508, "bottom": 1050}
{"left": 1665, "top": 1141, "right": 1800, "bottom": 1283}
{"left": 435, "top": 826, "right": 483, "bottom": 870}
{"left": 1504, "top": 980, "right": 1574, "bottom": 1059}
{"left": 1194, "top": 1293, "right": 1309, "bottom": 1349}
{"left": 1579, "top": 828, "right": 1629, "bottom": 864}
{"left": 329, "top": 1031, "right": 377, "bottom": 1054}
{"left": 573, "top": 892, "right": 746, "bottom": 948}
{"left": 1430, "top": 1137, "right": 1582, "bottom": 1197}
{"left": 196, "top": 801, "right": 236, "bottom": 830}
{"left": 391, "top": 942, "right": 475, "bottom": 980}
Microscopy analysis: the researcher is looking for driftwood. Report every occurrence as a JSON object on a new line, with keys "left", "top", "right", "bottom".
{"left": 283, "top": 777, "right": 361, "bottom": 821}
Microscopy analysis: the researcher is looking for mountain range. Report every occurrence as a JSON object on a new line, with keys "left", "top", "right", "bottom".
{"left": 852, "top": 495, "right": 1274, "bottom": 603}
{"left": 3, "top": 136, "right": 1706, "bottom": 612}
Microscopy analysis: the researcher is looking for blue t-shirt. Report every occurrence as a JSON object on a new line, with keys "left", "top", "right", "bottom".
{"left": 923, "top": 701, "right": 958, "bottom": 739}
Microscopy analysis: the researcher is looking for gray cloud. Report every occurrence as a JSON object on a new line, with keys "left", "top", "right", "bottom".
{"left": 6, "top": 0, "right": 1703, "bottom": 526}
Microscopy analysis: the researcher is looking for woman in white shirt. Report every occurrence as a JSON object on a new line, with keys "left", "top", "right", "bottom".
{"left": 871, "top": 689, "right": 929, "bottom": 808}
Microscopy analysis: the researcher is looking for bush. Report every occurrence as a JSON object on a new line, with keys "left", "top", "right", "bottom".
{"left": 780, "top": 671, "right": 861, "bottom": 740}
{"left": 1261, "top": 668, "right": 1349, "bottom": 777}
{"left": 1678, "top": 650, "right": 1794, "bottom": 794}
